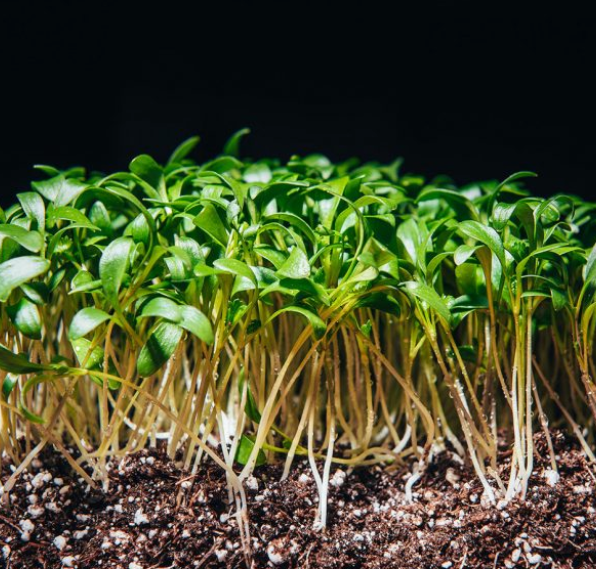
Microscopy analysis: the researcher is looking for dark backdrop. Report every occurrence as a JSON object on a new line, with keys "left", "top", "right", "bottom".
{"left": 1, "top": 4, "right": 594, "bottom": 206}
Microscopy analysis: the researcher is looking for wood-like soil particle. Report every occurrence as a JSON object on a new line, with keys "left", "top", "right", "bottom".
{"left": 1, "top": 431, "right": 596, "bottom": 568}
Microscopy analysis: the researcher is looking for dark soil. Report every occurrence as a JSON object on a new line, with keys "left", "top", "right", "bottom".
{"left": 1, "top": 432, "right": 596, "bottom": 568}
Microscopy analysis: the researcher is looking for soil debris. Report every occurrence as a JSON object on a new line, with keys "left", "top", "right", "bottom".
{"left": 1, "top": 431, "right": 596, "bottom": 568}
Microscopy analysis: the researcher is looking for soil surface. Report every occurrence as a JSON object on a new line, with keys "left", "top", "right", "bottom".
{"left": 1, "top": 432, "right": 596, "bottom": 568}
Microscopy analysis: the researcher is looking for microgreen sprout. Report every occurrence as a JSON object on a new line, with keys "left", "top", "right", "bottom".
{"left": 1, "top": 132, "right": 596, "bottom": 534}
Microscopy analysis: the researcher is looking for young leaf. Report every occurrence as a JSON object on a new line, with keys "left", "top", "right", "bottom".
{"left": 239, "top": 369, "right": 262, "bottom": 423}
{"left": 494, "top": 171, "right": 537, "bottom": 194}
{"left": 214, "top": 258, "right": 258, "bottom": 290}
{"left": 17, "top": 192, "right": 46, "bottom": 233}
{"left": 99, "top": 237, "right": 133, "bottom": 306}
{"left": 458, "top": 220, "right": 507, "bottom": 270}
{"left": 168, "top": 136, "right": 200, "bottom": 165}
{"left": 0, "top": 345, "right": 50, "bottom": 374}
{"left": 72, "top": 338, "right": 120, "bottom": 389}
{"left": 130, "top": 154, "right": 163, "bottom": 190}
{"left": 32, "top": 174, "right": 87, "bottom": 206}
{"left": 235, "top": 434, "right": 266, "bottom": 466}
{"left": 276, "top": 247, "right": 310, "bottom": 280}
{"left": 402, "top": 281, "right": 451, "bottom": 324}
{"left": 454, "top": 244, "right": 480, "bottom": 266}
{"left": 7, "top": 298, "right": 42, "bottom": 339}
{"left": 68, "top": 308, "right": 112, "bottom": 340}
{"left": 223, "top": 128, "right": 250, "bottom": 157}
{"left": 268, "top": 306, "right": 326, "bottom": 339}
{"left": 139, "top": 298, "right": 214, "bottom": 344}
{"left": 584, "top": 243, "right": 596, "bottom": 287}
{"left": 193, "top": 204, "right": 229, "bottom": 247}
{"left": 72, "top": 337, "right": 106, "bottom": 370}
{"left": 0, "top": 256, "right": 50, "bottom": 303}
{"left": 0, "top": 225, "right": 43, "bottom": 252}
{"left": 137, "top": 322, "right": 183, "bottom": 377}
{"left": 47, "top": 206, "right": 98, "bottom": 230}
{"left": 2, "top": 374, "right": 18, "bottom": 399}
{"left": 178, "top": 306, "right": 214, "bottom": 344}
{"left": 417, "top": 188, "right": 478, "bottom": 220}
{"left": 139, "top": 297, "right": 182, "bottom": 320}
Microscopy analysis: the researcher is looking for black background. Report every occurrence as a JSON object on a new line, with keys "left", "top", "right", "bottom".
{"left": 1, "top": 4, "right": 594, "bottom": 206}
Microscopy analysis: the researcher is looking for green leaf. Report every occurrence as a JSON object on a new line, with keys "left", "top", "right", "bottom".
{"left": 254, "top": 246, "right": 287, "bottom": 270}
{"left": 178, "top": 306, "right": 214, "bottom": 344}
{"left": 223, "top": 128, "right": 251, "bottom": 157}
{"left": 2, "top": 374, "right": 18, "bottom": 399}
{"left": 0, "top": 345, "right": 49, "bottom": 374}
{"left": 72, "top": 337, "right": 105, "bottom": 370}
{"left": 450, "top": 294, "right": 489, "bottom": 313}
{"left": 265, "top": 212, "right": 317, "bottom": 246}
{"left": 356, "top": 292, "right": 401, "bottom": 317}
{"left": 193, "top": 204, "right": 229, "bottom": 247}
{"left": 226, "top": 298, "right": 248, "bottom": 327}
{"left": 458, "top": 220, "right": 507, "bottom": 270}
{"left": 47, "top": 206, "right": 98, "bottom": 230}
{"left": 455, "top": 264, "right": 482, "bottom": 296}
{"left": 137, "top": 322, "right": 183, "bottom": 377}
{"left": 0, "top": 256, "right": 50, "bottom": 303}
{"left": 494, "top": 171, "right": 537, "bottom": 194}
{"left": 417, "top": 188, "right": 478, "bottom": 220}
{"left": 0, "top": 225, "right": 43, "bottom": 252}
{"left": 201, "top": 157, "right": 243, "bottom": 176}
{"left": 88, "top": 201, "right": 112, "bottom": 234}
{"left": 168, "top": 136, "right": 200, "bottom": 164}
{"left": 454, "top": 244, "right": 480, "bottom": 266}
{"left": 20, "top": 282, "right": 48, "bottom": 305}
{"left": 397, "top": 218, "right": 426, "bottom": 268}
{"left": 276, "top": 247, "right": 310, "bottom": 280}
{"left": 70, "top": 271, "right": 102, "bottom": 294}
{"left": 130, "top": 154, "right": 163, "bottom": 189}
{"left": 585, "top": 243, "right": 596, "bottom": 287}
{"left": 268, "top": 306, "right": 326, "bottom": 339}
{"left": 99, "top": 237, "right": 133, "bottom": 306}
{"left": 317, "top": 176, "right": 349, "bottom": 230}
{"left": 17, "top": 192, "right": 46, "bottom": 232}
{"left": 235, "top": 434, "right": 266, "bottom": 466}
{"left": 491, "top": 202, "right": 518, "bottom": 231}
{"left": 68, "top": 308, "right": 112, "bottom": 340}
{"left": 214, "top": 258, "right": 258, "bottom": 290}
{"left": 140, "top": 297, "right": 181, "bottom": 320}
{"left": 32, "top": 174, "right": 87, "bottom": 206}
{"left": 7, "top": 298, "right": 42, "bottom": 339}
{"left": 139, "top": 297, "right": 214, "bottom": 344}
{"left": 244, "top": 162, "right": 271, "bottom": 183}
{"left": 128, "top": 213, "right": 151, "bottom": 244}
{"left": 239, "top": 369, "right": 261, "bottom": 423}
{"left": 402, "top": 281, "right": 451, "bottom": 324}
{"left": 72, "top": 338, "right": 120, "bottom": 389}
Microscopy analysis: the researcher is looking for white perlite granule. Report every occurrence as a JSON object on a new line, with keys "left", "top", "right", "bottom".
{"left": 19, "top": 519, "right": 35, "bottom": 534}
{"left": 53, "top": 535, "right": 68, "bottom": 551}
{"left": 27, "top": 505, "right": 44, "bottom": 519}
{"left": 245, "top": 476, "right": 259, "bottom": 492}
{"left": 134, "top": 508, "right": 149, "bottom": 525}
{"left": 543, "top": 469, "right": 560, "bottom": 487}
{"left": 330, "top": 470, "right": 346, "bottom": 488}
{"left": 267, "top": 545, "right": 285, "bottom": 566}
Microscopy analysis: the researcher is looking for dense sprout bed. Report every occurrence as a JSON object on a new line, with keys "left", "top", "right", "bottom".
{"left": 1, "top": 132, "right": 596, "bottom": 541}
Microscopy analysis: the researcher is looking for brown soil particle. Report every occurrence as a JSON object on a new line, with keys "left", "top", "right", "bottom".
{"left": 1, "top": 431, "right": 596, "bottom": 568}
